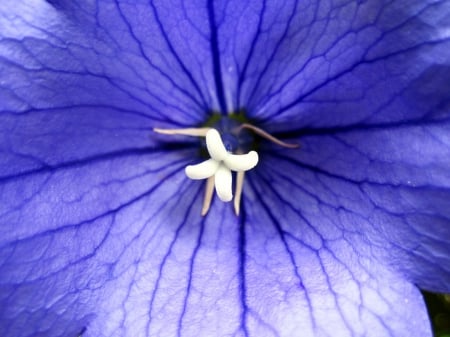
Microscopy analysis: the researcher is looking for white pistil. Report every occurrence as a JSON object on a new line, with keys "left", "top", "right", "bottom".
{"left": 185, "top": 159, "right": 219, "bottom": 179}
{"left": 224, "top": 152, "right": 259, "bottom": 171}
{"left": 185, "top": 129, "right": 258, "bottom": 211}
{"left": 214, "top": 164, "right": 233, "bottom": 202}
{"left": 206, "top": 128, "right": 228, "bottom": 161}
{"left": 154, "top": 124, "right": 293, "bottom": 216}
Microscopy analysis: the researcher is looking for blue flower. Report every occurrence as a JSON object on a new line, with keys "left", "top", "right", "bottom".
{"left": 1, "top": 1, "right": 449, "bottom": 337}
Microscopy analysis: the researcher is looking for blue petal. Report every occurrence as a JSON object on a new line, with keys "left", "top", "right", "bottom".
{"left": 0, "top": 139, "right": 197, "bottom": 336}
{"left": 264, "top": 122, "right": 450, "bottom": 292}
{"left": 234, "top": 191, "right": 433, "bottom": 337}
{"left": 0, "top": 0, "right": 216, "bottom": 126}
{"left": 1, "top": 1, "right": 448, "bottom": 337}
{"left": 224, "top": 0, "right": 450, "bottom": 292}
{"left": 212, "top": 0, "right": 450, "bottom": 291}
{"left": 215, "top": 0, "right": 450, "bottom": 130}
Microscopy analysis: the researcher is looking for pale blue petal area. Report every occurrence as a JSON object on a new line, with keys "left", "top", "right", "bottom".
{"left": 86, "top": 201, "right": 431, "bottom": 337}
{"left": 258, "top": 119, "right": 450, "bottom": 293}
{"left": 216, "top": 0, "right": 450, "bottom": 129}
{"left": 77, "top": 191, "right": 433, "bottom": 337}
{"left": 2, "top": 189, "right": 431, "bottom": 337}
{"left": 0, "top": 0, "right": 218, "bottom": 126}
{"left": 0, "top": 145, "right": 200, "bottom": 336}
{"left": 83, "top": 204, "right": 243, "bottom": 337}
{"left": 239, "top": 193, "right": 432, "bottom": 337}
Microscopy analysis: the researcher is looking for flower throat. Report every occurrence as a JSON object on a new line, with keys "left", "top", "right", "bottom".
{"left": 154, "top": 112, "right": 298, "bottom": 216}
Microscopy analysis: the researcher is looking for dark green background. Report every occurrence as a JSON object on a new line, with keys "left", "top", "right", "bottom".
{"left": 423, "top": 291, "right": 450, "bottom": 337}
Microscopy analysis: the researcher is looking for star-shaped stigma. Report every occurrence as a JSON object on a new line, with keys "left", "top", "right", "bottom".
{"left": 155, "top": 123, "right": 298, "bottom": 215}
{"left": 186, "top": 128, "right": 258, "bottom": 202}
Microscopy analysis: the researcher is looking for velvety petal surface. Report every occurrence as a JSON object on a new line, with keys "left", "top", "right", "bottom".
{"left": 213, "top": 0, "right": 450, "bottom": 290}
{"left": 0, "top": 0, "right": 216, "bottom": 130}
{"left": 216, "top": 0, "right": 450, "bottom": 291}
{"left": 1, "top": 1, "right": 449, "bottom": 337}
{"left": 0, "top": 1, "right": 208, "bottom": 336}
{"left": 263, "top": 123, "right": 450, "bottom": 293}
{"left": 216, "top": 0, "right": 450, "bottom": 129}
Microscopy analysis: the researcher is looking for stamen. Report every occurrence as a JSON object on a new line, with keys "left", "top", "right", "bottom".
{"left": 154, "top": 127, "right": 211, "bottom": 137}
{"left": 240, "top": 123, "right": 299, "bottom": 148}
{"left": 201, "top": 176, "right": 215, "bottom": 216}
{"left": 234, "top": 171, "right": 245, "bottom": 216}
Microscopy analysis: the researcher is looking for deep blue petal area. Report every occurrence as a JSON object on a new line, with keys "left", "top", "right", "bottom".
{"left": 263, "top": 122, "right": 450, "bottom": 293}
{"left": 0, "top": 1, "right": 449, "bottom": 337}
{"left": 215, "top": 0, "right": 450, "bottom": 130}
{"left": 0, "top": 1, "right": 210, "bottom": 336}
{"left": 0, "top": 0, "right": 217, "bottom": 127}
{"left": 218, "top": 0, "right": 450, "bottom": 293}
{"left": 214, "top": 0, "right": 450, "bottom": 291}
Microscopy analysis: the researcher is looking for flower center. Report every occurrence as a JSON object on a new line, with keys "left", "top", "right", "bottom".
{"left": 153, "top": 112, "right": 298, "bottom": 216}
{"left": 185, "top": 127, "right": 259, "bottom": 203}
{"left": 202, "top": 114, "right": 255, "bottom": 154}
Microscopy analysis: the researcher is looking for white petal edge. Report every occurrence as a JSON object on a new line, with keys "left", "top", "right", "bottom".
{"left": 185, "top": 159, "right": 219, "bottom": 179}
{"left": 224, "top": 151, "right": 259, "bottom": 171}
{"left": 214, "top": 164, "right": 232, "bottom": 202}
{"left": 206, "top": 129, "right": 228, "bottom": 161}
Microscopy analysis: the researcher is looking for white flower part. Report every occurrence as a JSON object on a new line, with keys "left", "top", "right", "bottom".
{"left": 214, "top": 164, "right": 232, "bottom": 202}
{"left": 206, "top": 128, "right": 228, "bottom": 161}
{"left": 224, "top": 151, "right": 258, "bottom": 171}
{"left": 185, "top": 159, "right": 219, "bottom": 179}
{"left": 184, "top": 128, "right": 259, "bottom": 203}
